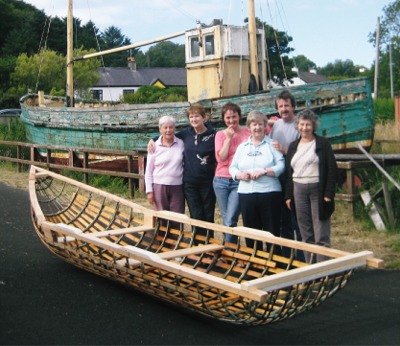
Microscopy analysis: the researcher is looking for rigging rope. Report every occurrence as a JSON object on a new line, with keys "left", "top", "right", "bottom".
{"left": 35, "top": 14, "right": 53, "bottom": 93}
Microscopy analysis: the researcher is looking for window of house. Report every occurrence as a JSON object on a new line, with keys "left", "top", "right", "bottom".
{"left": 123, "top": 89, "right": 135, "bottom": 96}
{"left": 205, "top": 35, "right": 215, "bottom": 56}
{"left": 91, "top": 90, "right": 103, "bottom": 101}
{"left": 190, "top": 37, "right": 200, "bottom": 57}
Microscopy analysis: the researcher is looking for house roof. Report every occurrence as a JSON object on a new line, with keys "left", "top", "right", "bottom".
{"left": 95, "top": 67, "right": 187, "bottom": 88}
{"left": 298, "top": 71, "right": 329, "bottom": 84}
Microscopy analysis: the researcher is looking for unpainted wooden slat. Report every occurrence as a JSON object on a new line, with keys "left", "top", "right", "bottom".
{"left": 158, "top": 244, "right": 224, "bottom": 259}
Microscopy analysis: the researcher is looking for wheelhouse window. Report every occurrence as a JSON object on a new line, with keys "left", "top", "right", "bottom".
{"left": 205, "top": 35, "right": 215, "bottom": 56}
{"left": 91, "top": 90, "right": 103, "bottom": 101}
{"left": 190, "top": 37, "right": 200, "bottom": 57}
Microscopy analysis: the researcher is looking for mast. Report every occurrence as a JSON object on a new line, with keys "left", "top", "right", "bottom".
{"left": 77, "top": 31, "right": 186, "bottom": 61}
{"left": 66, "top": 0, "right": 74, "bottom": 107}
{"left": 248, "top": 0, "right": 259, "bottom": 91}
{"left": 373, "top": 17, "right": 380, "bottom": 101}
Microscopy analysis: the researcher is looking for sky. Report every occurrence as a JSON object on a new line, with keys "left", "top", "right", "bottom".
{"left": 23, "top": 0, "right": 390, "bottom": 68}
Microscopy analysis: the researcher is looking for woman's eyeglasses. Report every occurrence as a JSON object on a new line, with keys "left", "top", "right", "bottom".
{"left": 194, "top": 134, "right": 198, "bottom": 146}
{"left": 247, "top": 150, "right": 262, "bottom": 156}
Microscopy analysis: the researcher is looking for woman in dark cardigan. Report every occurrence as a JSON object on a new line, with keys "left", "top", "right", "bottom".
{"left": 285, "top": 109, "right": 338, "bottom": 263}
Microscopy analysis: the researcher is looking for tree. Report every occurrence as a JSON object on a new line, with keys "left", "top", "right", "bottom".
{"left": 369, "top": 0, "right": 400, "bottom": 97}
{"left": 135, "top": 41, "right": 185, "bottom": 68}
{"left": 318, "top": 59, "right": 360, "bottom": 80}
{"left": 10, "top": 48, "right": 100, "bottom": 97}
{"left": 100, "top": 26, "right": 133, "bottom": 67}
{"left": 292, "top": 55, "right": 316, "bottom": 72}
{"left": 262, "top": 21, "right": 295, "bottom": 85}
{"left": 1, "top": 1, "right": 48, "bottom": 57}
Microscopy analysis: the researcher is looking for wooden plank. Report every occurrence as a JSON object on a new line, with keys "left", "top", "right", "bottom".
{"left": 241, "top": 251, "right": 374, "bottom": 293}
{"left": 115, "top": 258, "right": 141, "bottom": 267}
{"left": 382, "top": 183, "right": 395, "bottom": 228}
{"left": 44, "top": 222, "right": 123, "bottom": 253}
{"left": 85, "top": 226, "right": 154, "bottom": 238}
{"left": 360, "top": 191, "right": 386, "bottom": 231}
{"left": 158, "top": 244, "right": 224, "bottom": 260}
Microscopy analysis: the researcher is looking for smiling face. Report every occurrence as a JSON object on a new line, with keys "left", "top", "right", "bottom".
{"left": 160, "top": 121, "right": 176, "bottom": 142}
{"left": 188, "top": 111, "right": 206, "bottom": 131}
{"left": 297, "top": 118, "right": 314, "bottom": 139}
{"left": 223, "top": 109, "right": 241, "bottom": 131}
{"left": 276, "top": 98, "right": 295, "bottom": 122}
{"left": 249, "top": 119, "right": 265, "bottom": 140}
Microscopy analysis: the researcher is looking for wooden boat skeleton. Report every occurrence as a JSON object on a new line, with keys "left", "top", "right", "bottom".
{"left": 29, "top": 165, "right": 383, "bottom": 325}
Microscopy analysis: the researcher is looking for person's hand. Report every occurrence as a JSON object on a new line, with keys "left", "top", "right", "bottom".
{"left": 237, "top": 171, "right": 251, "bottom": 181}
{"left": 285, "top": 199, "right": 292, "bottom": 210}
{"left": 147, "top": 139, "right": 155, "bottom": 154}
{"left": 272, "top": 140, "right": 286, "bottom": 155}
{"left": 250, "top": 169, "right": 265, "bottom": 180}
{"left": 225, "top": 126, "right": 235, "bottom": 140}
{"left": 147, "top": 192, "right": 154, "bottom": 205}
{"left": 324, "top": 197, "right": 331, "bottom": 202}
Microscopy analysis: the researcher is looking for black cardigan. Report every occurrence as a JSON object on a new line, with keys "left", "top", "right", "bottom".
{"left": 285, "top": 134, "right": 338, "bottom": 220}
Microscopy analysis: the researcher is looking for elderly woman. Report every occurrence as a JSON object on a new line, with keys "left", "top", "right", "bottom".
{"left": 213, "top": 102, "right": 250, "bottom": 244}
{"left": 145, "top": 115, "right": 185, "bottom": 214}
{"left": 229, "top": 110, "right": 285, "bottom": 250}
{"left": 147, "top": 104, "right": 216, "bottom": 239}
{"left": 285, "top": 109, "right": 338, "bottom": 263}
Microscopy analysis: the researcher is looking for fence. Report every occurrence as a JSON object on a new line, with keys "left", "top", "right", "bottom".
{"left": 2, "top": 139, "right": 400, "bottom": 211}
{"left": 0, "top": 140, "right": 147, "bottom": 198}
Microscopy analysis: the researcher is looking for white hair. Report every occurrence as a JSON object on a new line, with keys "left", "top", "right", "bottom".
{"left": 159, "top": 115, "right": 176, "bottom": 129}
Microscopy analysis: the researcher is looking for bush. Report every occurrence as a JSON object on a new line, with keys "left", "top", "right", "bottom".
{"left": 122, "top": 85, "right": 187, "bottom": 104}
{"left": 374, "top": 98, "right": 395, "bottom": 122}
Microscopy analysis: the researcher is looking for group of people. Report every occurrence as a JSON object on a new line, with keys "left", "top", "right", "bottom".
{"left": 145, "top": 91, "right": 338, "bottom": 263}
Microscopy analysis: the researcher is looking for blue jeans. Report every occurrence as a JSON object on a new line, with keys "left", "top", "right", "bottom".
{"left": 213, "top": 177, "right": 240, "bottom": 243}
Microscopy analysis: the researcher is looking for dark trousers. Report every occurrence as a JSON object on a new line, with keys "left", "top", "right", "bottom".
{"left": 184, "top": 180, "right": 216, "bottom": 238}
{"left": 239, "top": 192, "right": 282, "bottom": 251}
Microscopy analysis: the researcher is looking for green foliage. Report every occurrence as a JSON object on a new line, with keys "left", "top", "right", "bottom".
{"left": 122, "top": 85, "right": 187, "bottom": 104}
{"left": 352, "top": 165, "right": 400, "bottom": 232}
{"left": 318, "top": 59, "right": 361, "bottom": 78}
{"left": 0, "top": 119, "right": 27, "bottom": 159}
{"left": 368, "top": 1, "right": 400, "bottom": 98}
{"left": 262, "top": 22, "right": 295, "bottom": 85}
{"left": 135, "top": 42, "right": 185, "bottom": 68}
{"left": 10, "top": 48, "right": 100, "bottom": 96}
{"left": 292, "top": 55, "right": 317, "bottom": 72}
{"left": 0, "top": 119, "right": 26, "bottom": 142}
{"left": 374, "top": 98, "right": 395, "bottom": 122}
{"left": 100, "top": 26, "right": 135, "bottom": 67}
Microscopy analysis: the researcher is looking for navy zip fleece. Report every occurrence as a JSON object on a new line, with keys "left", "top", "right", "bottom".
{"left": 176, "top": 123, "right": 216, "bottom": 184}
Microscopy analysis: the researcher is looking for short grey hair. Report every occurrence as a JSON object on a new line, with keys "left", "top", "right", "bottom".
{"left": 246, "top": 110, "right": 267, "bottom": 127}
{"left": 159, "top": 115, "right": 176, "bottom": 129}
{"left": 295, "top": 109, "right": 320, "bottom": 131}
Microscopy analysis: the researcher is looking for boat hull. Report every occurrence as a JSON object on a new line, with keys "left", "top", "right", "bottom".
{"left": 21, "top": 78, "right": 375, "bottom": 153}
{"left": 29, "top": 166, "right": 381, "bottom": 325}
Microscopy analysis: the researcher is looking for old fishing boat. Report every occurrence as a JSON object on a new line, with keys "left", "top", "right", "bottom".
{"left": 29, "top": 165, "right": 383, "bottom": 325}
{"left": 20, "top": 0, "right": 374, "bottom": 153}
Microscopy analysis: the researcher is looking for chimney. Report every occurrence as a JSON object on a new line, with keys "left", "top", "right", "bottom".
{"left": 128, "top": 57, "right": 136, "bottom": 71}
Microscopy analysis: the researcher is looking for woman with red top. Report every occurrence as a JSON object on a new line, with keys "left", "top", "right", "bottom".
{"left": 213, "top": 102, "right": 250, "bottom": 244}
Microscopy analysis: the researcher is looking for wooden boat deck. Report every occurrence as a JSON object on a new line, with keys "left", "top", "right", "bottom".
{"left": 28, "top": 166, "right": 383, "bottom": 325}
